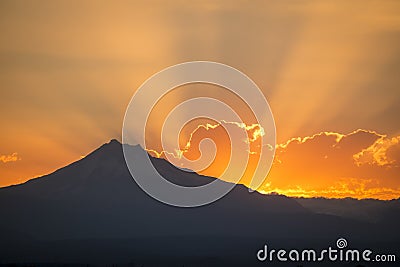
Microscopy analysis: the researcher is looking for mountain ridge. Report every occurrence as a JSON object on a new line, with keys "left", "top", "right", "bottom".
{"left": 0, "top": 139, "right": 398, "bottom": 265}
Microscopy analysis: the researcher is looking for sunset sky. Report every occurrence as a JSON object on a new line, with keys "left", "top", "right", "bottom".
{"left": 1, "top": 0, "right": 400, "bottom": 200}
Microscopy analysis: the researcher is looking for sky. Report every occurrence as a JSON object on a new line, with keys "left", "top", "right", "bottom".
{"left": 1, "top": 0, "right": 399, "bottom": 199}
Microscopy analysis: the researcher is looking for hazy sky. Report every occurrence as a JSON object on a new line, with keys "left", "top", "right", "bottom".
{"left": 1, "top": 0, "right": 399, "bottom": 198}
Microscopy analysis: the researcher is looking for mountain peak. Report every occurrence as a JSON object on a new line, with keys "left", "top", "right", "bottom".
{"left": 108, "top": 138, "right": 121, "bottom": 145}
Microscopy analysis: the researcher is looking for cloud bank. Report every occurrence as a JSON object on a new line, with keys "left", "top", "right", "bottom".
{"left": 148, "top": 121, "right": 400, "bottom": 200}
{"left": 266, "top": 130, "right": 400, "bottom": 199}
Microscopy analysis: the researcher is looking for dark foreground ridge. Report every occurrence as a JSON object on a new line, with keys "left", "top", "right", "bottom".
{"left": 0, "top": 140, "right": 399, "bottom": 266}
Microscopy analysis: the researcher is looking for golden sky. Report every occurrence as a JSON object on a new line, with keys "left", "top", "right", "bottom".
{"left": 1, "top": 0, "right": 400, "bottom": 199}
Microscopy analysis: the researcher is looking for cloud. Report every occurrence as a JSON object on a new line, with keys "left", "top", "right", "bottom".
{"left": 147, "top": 120, "right": 265, "bottom": 159}
{"left": 264, "top": 130, "right": 400, "bottom": 200}
{"left": 146, "top": 120, "right": 269, "bottom": 181}
{"left": 354, "top": 135, "right": 400, "bottom": 167}
{"left": 0, "top": 153, "right": 20, "bottom": 163}
{"left": 147, "top": 125, "right": 400, "bottom": 199}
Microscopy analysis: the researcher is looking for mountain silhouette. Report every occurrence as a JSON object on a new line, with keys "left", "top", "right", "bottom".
{"left": 0, "top": 140, "right": 398, "bottom": 266}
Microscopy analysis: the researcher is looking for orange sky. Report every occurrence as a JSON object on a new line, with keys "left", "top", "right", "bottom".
{"left": 1, "top": 0, "right": 400, "bottom": 199}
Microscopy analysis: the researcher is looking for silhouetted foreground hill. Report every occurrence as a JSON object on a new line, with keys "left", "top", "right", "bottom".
{"left": 295, "top": 197, "right": 400, "bottom": 224}
{"left": 0, "top": 140, "right": 398, "bottom": 266}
